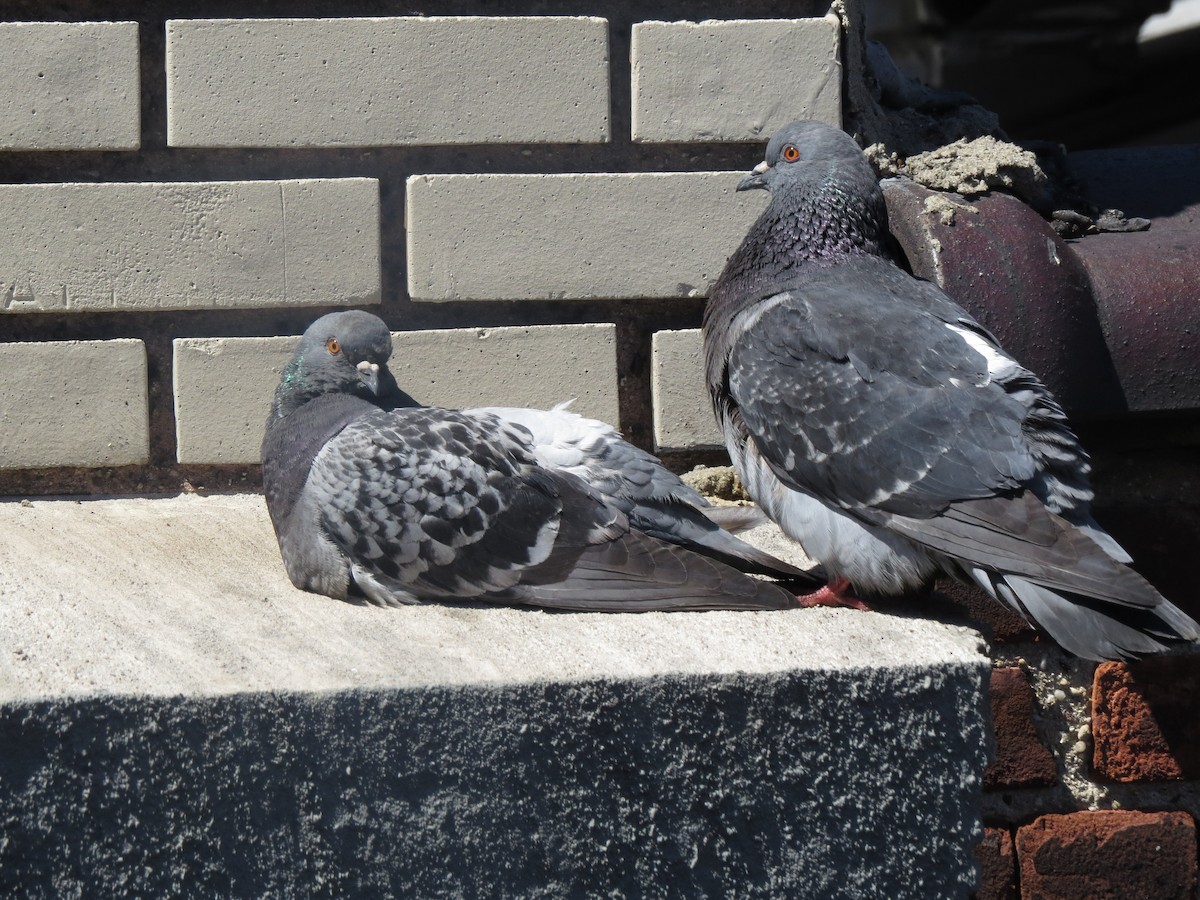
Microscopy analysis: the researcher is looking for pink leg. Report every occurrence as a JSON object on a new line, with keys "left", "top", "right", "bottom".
{"left": 795, "top": 577, "right": 870, "bottom": 611}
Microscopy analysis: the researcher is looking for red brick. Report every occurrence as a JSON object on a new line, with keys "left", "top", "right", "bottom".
{"left": 1016, "top": 810, "right": 1197, "bottom": 900}
{"left": 1092, "top": 658, "right": 1200, "bottom": 782}
{"left": 974, "top": 827, "right": 1017, "bottom": 900}
{"left": 984, "top": 667, "right": 1057, "bottom": 790}
{"left": 933, "top": 578, "right": 1040, "bottom": 644}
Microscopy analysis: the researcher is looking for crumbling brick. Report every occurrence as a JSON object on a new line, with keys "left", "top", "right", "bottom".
{"left": 984, "top": 667, "right": 1057, "bottom": 790}
{"left": 1016, "top": 810, "right": 1197, "bottom": 900}
{"left": 1092, "top": 658, "right": 1200, "bottom": 782}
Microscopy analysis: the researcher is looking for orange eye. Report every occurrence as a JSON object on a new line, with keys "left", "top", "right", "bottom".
{"left": 326, "top": 338, "right": 341, "bottom": 354}
{"left": 782, "top": 145, "right": 800, "bottom": 162}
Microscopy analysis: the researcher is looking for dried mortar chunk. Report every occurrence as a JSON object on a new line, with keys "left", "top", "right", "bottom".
{"left": 681, "top": 464, "right": 751, "bottom": 502}
{"left": 922, "top": 193, "right": 978, "bottom": 226}
{"left": 904, "top": 137, "right": 1048, "bottom": 206}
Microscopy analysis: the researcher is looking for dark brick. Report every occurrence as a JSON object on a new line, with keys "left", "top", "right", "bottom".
{"left": 933, "top": 578, "right": 1039, "bottom": 644}
{"left": 984, "top": 667, "right": 1057, "bottom": 790}
{"left": 1016, "top": 810, "right": 1197, "bottom": 900}
{"left": 973, "top": 827, "right": 1017, "bottom": 900}
{"left": 1092, "top": 658, "right": 1200, "bottom": 782}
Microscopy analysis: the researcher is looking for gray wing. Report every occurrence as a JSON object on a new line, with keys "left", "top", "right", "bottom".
{"left": 309, "top": 407, "right": 796, "bottom": 610}
{"left": 471, "top": 404, "right": 820, "bottom": 583}
{"left": 309, "top": 408, "right": 570, "bottom": 601}
{"left": 728, "top": 269, "right": 1037, "bottom": 520}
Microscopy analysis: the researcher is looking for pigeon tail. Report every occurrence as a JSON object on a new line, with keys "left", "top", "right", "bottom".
{"left": 628, "top": 498, "right": 822, "bottom": 583}
{"left": 509, "top": 527, "right": 799, "bottom": 612}
{"left": 969, "top": 568, "right": 1200, "bottom": 661}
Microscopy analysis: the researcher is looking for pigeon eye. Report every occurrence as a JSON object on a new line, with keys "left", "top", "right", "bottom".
{"left": 781, "top": 145, "right": 800, "bottom": 162}
{"left": 326, "top": 338, "right": 341, "bottom": 355}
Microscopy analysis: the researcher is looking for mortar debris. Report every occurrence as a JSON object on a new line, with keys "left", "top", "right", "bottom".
{"left": 681, "top": 465, "right": 751, "bottom": 503}
{"left": 833, "top": 0, "right": 1151, "bottom": 237}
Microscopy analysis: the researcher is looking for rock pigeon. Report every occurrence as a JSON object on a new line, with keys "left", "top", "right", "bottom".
{"left": 262, "top": 310, "right": 809, "bottom": 611}
{"left": 703, "top": 119, "right": 1200, "bottom": 660}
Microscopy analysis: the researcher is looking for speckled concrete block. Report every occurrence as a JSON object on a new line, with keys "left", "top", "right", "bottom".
{"left": 0, "top": 22, "right": 140, "bottom": 150}
{"left": 0, "top": 180, "right": 379, "bottom": 313}
{"left": 0, "top": 493, "right": 989, "bottom": 897}
{"left": 166, "top": 17, "right": 610, "bottom": 147}
{"left": 651, "top": 328, "right": 724, "bottom": 450}
{"left": 406, "top": 173, "right": 764, "bottom": 301}
{"left": 173, "top": 324, "right": 619, "bottom": 464}
{"left": 0, "top": 339, "right": 147, "bottom": 468}
{"left": 631, "top": 17, "right": 841, "bottom": 142}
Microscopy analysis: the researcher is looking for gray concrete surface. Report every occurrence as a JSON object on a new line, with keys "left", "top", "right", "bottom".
{"left": 0, "top": 339, "right": 148, "bottom": 468}
{"left": 166, "top": 17, "right": 610, "bottom": 147}
{"left": 631, "top": 17, "right": 841, "bottom": 142}
{"left": 406, "top": 172, "right": 766, "bottom": 301}
{"left": 173, "top": 323, "right": 619, "bottom": 464}
{"left": 0, "top": 21, "right": 140, "bottom": 151}
{"left": 0, "top": 179, "right": 379, "bottom": 313}
{"left": 651, "top": 327, "right": 725, "bottom": 450}
{"left": 0, "top": 494, "right": 989, "bottom": 896}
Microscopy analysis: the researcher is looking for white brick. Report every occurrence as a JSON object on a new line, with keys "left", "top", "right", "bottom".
{"left": 651, "top": 329, "right": 724, "bottom": 450}
{"left": 0, "top": 340, "right": 148, "bottom": 468}
{"left": 406, "top": 173, "right": 765, "bottom": 301}
{"left": 0, "top": 180, "right": 379, "bottom": 313}
{"left": 174, "top": 324, "right": 618, "bottom": 464}
{"left": 0, "top": 22, "right": 140, "bottom": 151}
{"left": 631, "top": 18, "right": 841, "bottom": 143}
{"left": 166, "top": 17, "right": 610, "bottom": 147}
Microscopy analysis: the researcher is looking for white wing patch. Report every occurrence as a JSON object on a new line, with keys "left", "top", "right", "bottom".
{"left": 947, "top": 324, "right": 1016, "bottom": 382}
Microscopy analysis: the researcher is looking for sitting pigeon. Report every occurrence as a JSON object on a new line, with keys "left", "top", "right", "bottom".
{"left": 305, "top": 313, "right": 813, "bottom": 582}
{"left": 703, "top": 119, "right": 1200, "bottom": 660}
{"left": 262, "top": 310, "right": 812, "bottom": 611}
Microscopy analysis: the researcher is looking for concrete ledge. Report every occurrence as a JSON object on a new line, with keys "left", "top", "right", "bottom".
{"left": 0, "top": 495, "right": 989, "bottom": 895}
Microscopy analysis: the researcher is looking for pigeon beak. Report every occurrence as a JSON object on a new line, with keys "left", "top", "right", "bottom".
{"left": 737, "top": 160, "right": 770, "bottom": 192}
{"left": 356, "top": 361, "right": 381, "bottom": 396}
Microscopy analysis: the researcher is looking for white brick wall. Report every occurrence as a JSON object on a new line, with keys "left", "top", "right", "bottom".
{"left": 166, "top": 17, "right": 611, "bottom": 147}
{"left": 0, "top": 180, "right": 380, "bottom": 313}
{"left": 0, "top": 22, "right": 140, "bottom": 151}
{"left": 174, "top": 324, "right": 619, "bottom": 464}
{"left": 632, "top": 17, "right": 841, "bottom": 142}
{"left": 406, "top": 173, "right": 765, "bottom": 301}
{"left": 0, "top": 340, "right": 148, "bottom": 468}
{"left": 0, "top": 11, "right": 846, "bottom": 475}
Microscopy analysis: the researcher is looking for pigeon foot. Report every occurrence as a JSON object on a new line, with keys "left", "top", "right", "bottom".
{"left": 796, "top": 578, "right": 870, "bottom": 611}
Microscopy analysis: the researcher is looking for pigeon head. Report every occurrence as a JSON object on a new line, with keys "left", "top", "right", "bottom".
{"left": 724, "top": 119, "right": 890, "bottom": 270}
{"left": 737, "top": 120, "right": 872, "bottom": 194}
{"left": 272, "top": 310, "right": 394, "bottom": 418}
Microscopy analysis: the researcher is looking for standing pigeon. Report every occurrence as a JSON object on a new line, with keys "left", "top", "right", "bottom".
{"left": 703, "top": 119, "right": 1200, "bottom": 660}
{"left": 262, "top": 310, "right": 807, "bottom": 611}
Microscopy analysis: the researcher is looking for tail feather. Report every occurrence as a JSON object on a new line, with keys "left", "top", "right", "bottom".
{"left": 702, "top": 504, "right": 769, "bottom": 533}
{"left": 969, "top": 567, "right": 1200, "bottom": 661}
{"left": 513, "top": 528, "right": 800, "bottom": 612}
